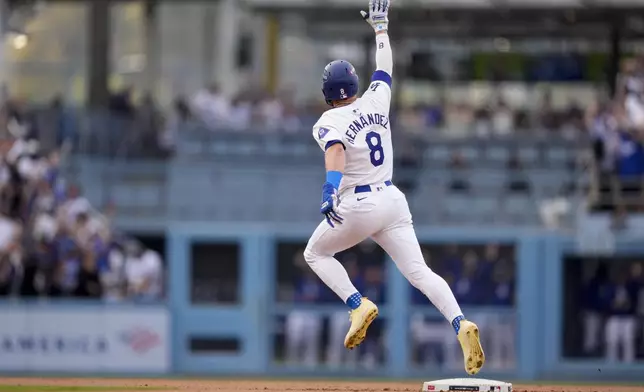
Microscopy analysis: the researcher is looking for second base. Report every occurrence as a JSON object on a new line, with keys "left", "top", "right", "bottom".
{"left": 421, "top": 378, "right": 512, "bottom": 392}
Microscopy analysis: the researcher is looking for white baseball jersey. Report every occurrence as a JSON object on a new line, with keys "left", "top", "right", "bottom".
{"left": 312, "top": 73, "right": 393, "bottom": 194}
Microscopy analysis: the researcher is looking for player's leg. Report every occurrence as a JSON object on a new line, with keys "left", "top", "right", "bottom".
{"left": 303, "top": 220, "right": 366, "bottom": 306}
{"left": 304, "top": 202, "right": 381, "bottom": 350}
{"left": 371, "top": 188, "right": 484, "bottom": 374}
{"left": 373, "top": 223, "right": 484, "bottom": 374}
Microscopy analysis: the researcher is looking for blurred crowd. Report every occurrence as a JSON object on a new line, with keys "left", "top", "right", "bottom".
{"left": 275, "top": 242, "right": 516, "bottom": 370}
{"left": 588, "top": 57, "right": 644, "bottom": 222}
{"left": 578, "top": 259, "right": 644, "bottom": 363}
{"left": 0, "top": 79, "right": 598, "bottom": 160}
{"left": 397, "top": 92, "right": 586, "bottom": 140}
{"left": 161, "top": 84, "right": 590, "bottom": 152}
{"left": 109, "top": 84, "right": 323, "bottom": 156}
{"left": 0, "top": 101, "right": 164, "bottom": 301}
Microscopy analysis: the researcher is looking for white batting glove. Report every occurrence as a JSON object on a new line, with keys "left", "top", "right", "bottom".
{"left": 360, "top": 0, "right": 389, "bottom": 33}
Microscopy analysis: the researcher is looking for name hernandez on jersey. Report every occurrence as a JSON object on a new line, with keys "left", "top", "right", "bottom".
{"left": 345, "top": 112, "right": 389, "bottom": 145}
{"left": 314, "top": 110, "right": 389, "bottom": 151}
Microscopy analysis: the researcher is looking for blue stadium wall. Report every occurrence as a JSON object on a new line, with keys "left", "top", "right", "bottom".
{"left": 1, "top": 223, "right": 643, "bottom": 380}
{"left": 164, "top": 224, "right": 644, "bottom": 381}
{"left": 2, "top": 154, "right": 643, "bottom": 381}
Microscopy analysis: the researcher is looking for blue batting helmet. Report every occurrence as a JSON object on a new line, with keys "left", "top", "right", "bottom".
{"left": 322, "top": 60, "right": 359, "bottom": 106}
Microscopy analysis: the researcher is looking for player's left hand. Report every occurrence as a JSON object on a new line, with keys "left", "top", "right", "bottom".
{"left": 360, "top": 0, "right": 390, "bottom": 33}
{"left": 320, "top": 182, "right": 343, "bottom": 227}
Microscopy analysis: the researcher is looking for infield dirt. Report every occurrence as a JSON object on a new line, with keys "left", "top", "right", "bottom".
{"left": 0, "top": 378, "right": 641, "bottom": 392}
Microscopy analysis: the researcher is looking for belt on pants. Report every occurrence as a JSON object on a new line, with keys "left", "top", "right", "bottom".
{"left": 354, "top": 180, "right": 393, "bottom": 194}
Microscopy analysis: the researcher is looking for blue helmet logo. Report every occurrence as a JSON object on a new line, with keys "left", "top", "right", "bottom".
{"left": 322, "top": 60, "right": 359, "bottom": 106}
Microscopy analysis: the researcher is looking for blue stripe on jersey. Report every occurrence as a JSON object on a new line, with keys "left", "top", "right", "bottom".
{"left": 325, "top": 140, "right": 345, "bottom": 150}
{"left": 371, "top": 70, "right": 392, "bottom": 87}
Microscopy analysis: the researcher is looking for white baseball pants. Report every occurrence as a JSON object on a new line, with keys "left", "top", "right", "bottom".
{"left": 605, "top": 315, "right": 636, "bottom": 363}
{"left": 285, "top": 310, "right": 322, "bottom": 367}
{"left": 304, "top": 183, "right": 463, "bottom": 324}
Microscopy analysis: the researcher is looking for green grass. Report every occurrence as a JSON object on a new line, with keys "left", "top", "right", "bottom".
{"left": 0, "top": 386, "right": 173, "bottom": 392}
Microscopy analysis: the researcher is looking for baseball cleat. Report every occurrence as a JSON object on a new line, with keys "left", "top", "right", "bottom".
{"left": 457, "top": 320, "right": 485, "bottom": 375}
{"left": 344, "top": 297, "right": 379, "bottom": 350}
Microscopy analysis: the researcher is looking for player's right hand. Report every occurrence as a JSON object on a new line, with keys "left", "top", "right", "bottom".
{"left": 320, "top": 182, "right": 343, "bottom": 227}
{"left": 360, "top": 0, "right": 389, "bottom": 33}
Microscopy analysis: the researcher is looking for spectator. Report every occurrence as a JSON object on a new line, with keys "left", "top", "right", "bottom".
{"left": 257, "top": 92, "right": 284, "bottom": 131}
{"left": 58, "top": 184, "right": 92, "bottom": 228}
{"left": 621, "top": 56, "right": 644, "bottom": 132}
{"left": 0, "top": 211, "right": 19, "bottom": 251}
{"left": 480, "top": 243, "right": 500, "bottom": 283}
{"left": 582, "top": 263, "right": 608, "bottom": 356}
{"left": 604, "top": 268, "right": 639, "bottom": 363}
{"left": 136, "top": 93, "right": 163, "bottom": 156}
{"left": 281, "top": 97, "right": 303, "bottom": 133}
{"left": 473, "top": 106, "right": 492, "bottom": 137}
{"left": 614, "top": 128, "right": 644, "bottom": 213}
{"left": 490, "top": 261, "right": 514, "bottom": 306}
{"left": 452, "top": 250, "right": 483, "bottom": 305}
{"left": 4, "top": 98, "right": 29, "bottom": 139}
{"left": 398, "top": 105, "right": 425, "bottom": 133}
{"left": 0, "top": 252, "right": 14, "bottom": 296}
{"left": 536, "top": 90, "right": 559, "bottom": 131}
{"left": 487, "top": 261, "right": 515, "bottom": 369}
{"left": 0, "top": 130, "right": 164, "bottom": 301}
{"left": 74, "top": 248, "right": 102, "bottom": 298}
{"left": 448, "top": 151, "right": 470, "bottom": 192}
{"left": 108, "top": 87, "right": 136, "bottom": 118}
{"left": 228, "top": 94, "right": 253, "bottom": 131}
{"left": 445, "top": 103, "right": 474, "bottom": 138}
{"left": 123, "top": 240, "right": 163, "bottom": 301}
{"left": 100, "top": 241, "right": 127, "bottom": 302}
{"left": 492, "top": 99, "right": 514, "bottom": 136}
{"left": 48, "top": 243, "right": 81, "bottom": 297}
{"left": 506, "top": 154, "right": 530, "bottom": 193}
{"left": 285, "top": 268, "right": 324, "bottom": 368}
{"left": 36, "top": 95, "right": 76, "bottom": 152}
{"left": 561, "top": 99, "right": 584, "bottom": 138}
{"left": 191, "top": 83, "right": 230, "bottom": 129}
{"left": 424, "top": 101, "right": 444, "bottom": 129}
{"left": 160, "top": 96, "right": 193, "bottom": 153}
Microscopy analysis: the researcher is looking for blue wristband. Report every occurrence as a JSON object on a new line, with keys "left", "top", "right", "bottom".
{"left": 326, "top": 171, "right": 343, "bottom": 189}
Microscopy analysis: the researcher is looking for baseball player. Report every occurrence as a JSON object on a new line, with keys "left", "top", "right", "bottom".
{"left": 303, "top": 0, "right": 485, "bottom": 375}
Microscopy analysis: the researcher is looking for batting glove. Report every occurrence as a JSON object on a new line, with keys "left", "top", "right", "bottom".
{"left": 360, "top": 0, "right": 389, "bottom": 33}
{"left": 320, "top": 182, "right": 343, "bottom": 227}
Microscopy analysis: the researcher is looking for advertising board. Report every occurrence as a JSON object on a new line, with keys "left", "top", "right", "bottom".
{"left": 0, "top": 306, "right": 169, "bottom": 373}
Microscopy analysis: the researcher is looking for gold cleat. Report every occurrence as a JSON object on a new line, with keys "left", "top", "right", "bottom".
{"left": 344, "top": 297, "right": 379, "bottom": 350}
{"left": 457, "top": 320, "right": 485, "bottom": 375}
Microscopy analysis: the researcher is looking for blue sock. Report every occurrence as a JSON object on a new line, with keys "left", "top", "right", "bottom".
{"left": 452, "top": 315, "right": 465, "bottom": 334}
{"left": 346, "top": 292, "right": 362, "bottom": 310}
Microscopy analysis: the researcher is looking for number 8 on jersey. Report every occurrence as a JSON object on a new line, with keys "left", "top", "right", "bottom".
{"left": 366, "top": 131, "right": 384, "bottom": 167}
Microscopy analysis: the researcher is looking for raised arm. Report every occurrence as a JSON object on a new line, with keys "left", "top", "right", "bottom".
{"left": 361, "top": 0, "right": 393, "bottom": 110}
{"left": 374, "top": 31, "right": 393, "bottom": 77}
